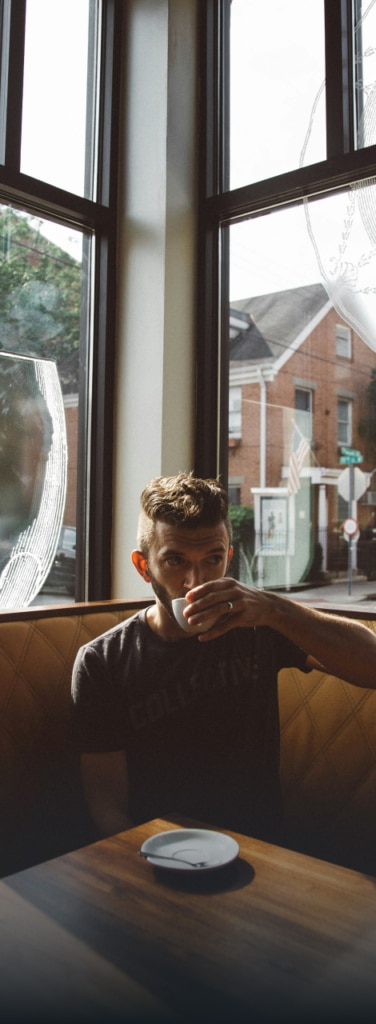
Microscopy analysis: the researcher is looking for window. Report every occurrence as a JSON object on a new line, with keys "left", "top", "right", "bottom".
{"left": 295, "top": 388, "right": 313, "bottom": 441}
{"left": 229, "top": 0, "right": 326, "bottom": 189}
{"left": 295, "top": 389, "right": 312, "bottom": 414}
{"left": 228, "top": 484, "right": 241, "bottom": 505}
{"left": 197, "top": 0, "right": 376, "bottom": 591}
{"left": 0, "top": 0, "right": 122, "bottom": 607}
{"left": 336, "top": 324, "right": 352, "bottom": 359}
{"left": 338, "top": 399, "right": 352, "bottom": 447}
{"left": 21, "top": 0, "right": 98, "bottom": 196}
{"left": 229, "top": 385, "right": 241, "bottom": 438}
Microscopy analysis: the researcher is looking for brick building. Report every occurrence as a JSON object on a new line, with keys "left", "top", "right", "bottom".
{"left": 228, "top": 283, "right": 376, "bottom": 576}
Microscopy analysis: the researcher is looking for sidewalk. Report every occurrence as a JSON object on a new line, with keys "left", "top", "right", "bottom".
{"left": 283, "top": 574, "right": 376, "bottom": 611}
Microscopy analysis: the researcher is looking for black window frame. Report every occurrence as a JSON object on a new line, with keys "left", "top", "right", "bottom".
{"left": 0, "top": 0, "right": 123, "bottom": 600}
{"left": 196, "top": 0, "right": 376, "bottom": 488}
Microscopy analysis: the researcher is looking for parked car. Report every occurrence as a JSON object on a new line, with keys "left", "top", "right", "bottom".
{"left": 42, "top": 525, "right": 76, "bottom": 595}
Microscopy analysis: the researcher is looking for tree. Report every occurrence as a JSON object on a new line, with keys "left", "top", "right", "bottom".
{"left": 0, "top": 208, "right": 81, "bottom": 376}
{"left": 358, "top": 367, "right": 376, "bottom": 456}
{"left": 228, "top": 504, "right": 254, "bottom": 580}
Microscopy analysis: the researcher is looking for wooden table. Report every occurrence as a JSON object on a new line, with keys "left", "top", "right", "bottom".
{"left": 1, "top": 817, "right": 376, "bottom": 1023}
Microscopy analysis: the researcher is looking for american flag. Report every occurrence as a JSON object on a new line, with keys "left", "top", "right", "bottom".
{"left": 287, "top": 426, "right": 310, "bottom": 496}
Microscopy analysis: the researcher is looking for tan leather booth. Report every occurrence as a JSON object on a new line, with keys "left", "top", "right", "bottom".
{"left": 279, "top": 616, "right": 376, "bottom": 876}
{"left": 0, "top": 600, "right": 375, "bottom": 877}
{"left": 0, "top": 600, "right": 149, "bottom": 877}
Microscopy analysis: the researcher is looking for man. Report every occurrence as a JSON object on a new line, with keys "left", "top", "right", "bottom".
{"left": 70, "top": 472, "right": 376, "bottom": 843}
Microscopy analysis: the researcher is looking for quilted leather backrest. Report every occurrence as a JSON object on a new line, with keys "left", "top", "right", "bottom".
{"left": 279, "top": 618, "right": 376, "bottom": 874}
{"left": 0, "top": 603, "right": 146, "bottom": 875}
{"left": 0, "top": 610, "right": 138, "bottom": 767}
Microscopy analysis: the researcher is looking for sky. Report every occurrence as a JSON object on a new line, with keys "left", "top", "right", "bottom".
{"left": 21, "top": 0, "right": 89, "bottom": 197}
{"left": 229, "top": 0, "right": 326, "bottom": 299}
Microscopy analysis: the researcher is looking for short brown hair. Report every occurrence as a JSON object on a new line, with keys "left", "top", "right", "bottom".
{"left": 137, "top": 472, "right": 232, "bottom": 554}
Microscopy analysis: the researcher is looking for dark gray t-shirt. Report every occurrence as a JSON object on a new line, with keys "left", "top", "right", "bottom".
{"left": 70, "top": 609, "right": 308, "bottom": 841}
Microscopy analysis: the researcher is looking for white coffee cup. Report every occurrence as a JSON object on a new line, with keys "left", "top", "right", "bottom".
{"left": 171, "top": 596, "right": 218, "bottom": 634}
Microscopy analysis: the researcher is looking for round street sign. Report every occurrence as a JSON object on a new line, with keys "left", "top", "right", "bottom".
{"left": 343, "top": 517, "right": 358, "bottom": 537}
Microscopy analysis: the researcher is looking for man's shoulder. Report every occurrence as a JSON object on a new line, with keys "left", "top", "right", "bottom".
{"left": 79, "top": 607, "right": 150, "bottom": 658}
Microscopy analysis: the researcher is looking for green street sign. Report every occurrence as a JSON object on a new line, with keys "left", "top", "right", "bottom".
{"left": 340, "top": 453, "right": 363, "bottom": 464}
{"left": 340, "top": 446, "right": 362, "bottom": 458}
{"left": 340, "top": 447, "right": 363, "bottom": 465}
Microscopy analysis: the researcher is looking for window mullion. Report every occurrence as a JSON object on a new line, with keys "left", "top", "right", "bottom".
{"left": 206, "top": 141, "right": 376, "bottom": 226}
{"left": 85, "top": 0, "right": 122, "bottom": 599}
{"left": 96, "top": 0, "right": 122, "bottom": 208}
{"left": 2, "top": 0, "right": 26, "bottom": 170}
{"left": 325, "top": 0, "right": 355, "bottom": 157}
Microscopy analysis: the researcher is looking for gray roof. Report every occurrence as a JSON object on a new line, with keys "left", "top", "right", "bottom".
{"left": 230, "top": 283, "right": 329, "bottom": 362}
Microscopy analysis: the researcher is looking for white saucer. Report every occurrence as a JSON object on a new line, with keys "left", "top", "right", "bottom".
{"left": 140, "top": 828, "right": 239, "bottom": 871}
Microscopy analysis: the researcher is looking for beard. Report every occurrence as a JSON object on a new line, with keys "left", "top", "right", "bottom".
{"left": 148, "top": 571, "right": 176, "bottom": 620}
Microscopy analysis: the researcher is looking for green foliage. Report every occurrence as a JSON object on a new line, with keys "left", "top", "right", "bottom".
{"left": 0, "top": 208, "right": 81, "bottom": 371}
{"left": 367, "top": 368, "right": 376, "bottom": 437}
{"left": 358, "top": 368, "right": 376, "bottom": 456}
{"left": 228, "top": 503, "right": 254, "bottom": 543}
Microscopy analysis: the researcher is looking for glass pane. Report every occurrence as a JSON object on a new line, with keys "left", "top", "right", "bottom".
{"left": 356, "top": 1, "right": 376, "bottom": 150}
{"left": 0, "top": 205, "right": 89, "bottom": 606}
{"left": 21, "top": 0, "right": 99, "bottom": 197}
{"left": 228, "top": 196, "right": 376, "bottom": 593}
{"left": 230, "top": 0, "right": 326, "bottom": 189}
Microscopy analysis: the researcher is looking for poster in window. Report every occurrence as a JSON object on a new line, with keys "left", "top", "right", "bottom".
{"left": 260, "top": 496, "right": 288, "bottom": 554}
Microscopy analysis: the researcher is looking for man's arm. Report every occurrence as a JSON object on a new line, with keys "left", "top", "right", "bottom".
{"left": 80, "top": 750, "right": 133, "bottom": 837}
{"left": 184, "top": 579, "right": 376, "bottom": 689}
{"left": 268, "top": 598, "right": 376, "bottom": 687}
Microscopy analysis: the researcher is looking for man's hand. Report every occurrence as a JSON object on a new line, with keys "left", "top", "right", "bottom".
{"left": 184, "top": 578, "right": 376, "bottom": 690}
{"left": 184, "top": 577, "right": 271, "bottom": 637}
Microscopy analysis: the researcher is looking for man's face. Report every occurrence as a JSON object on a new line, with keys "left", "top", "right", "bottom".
{"left": 145, "top": 520, "right": 232, "bottom": 618}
